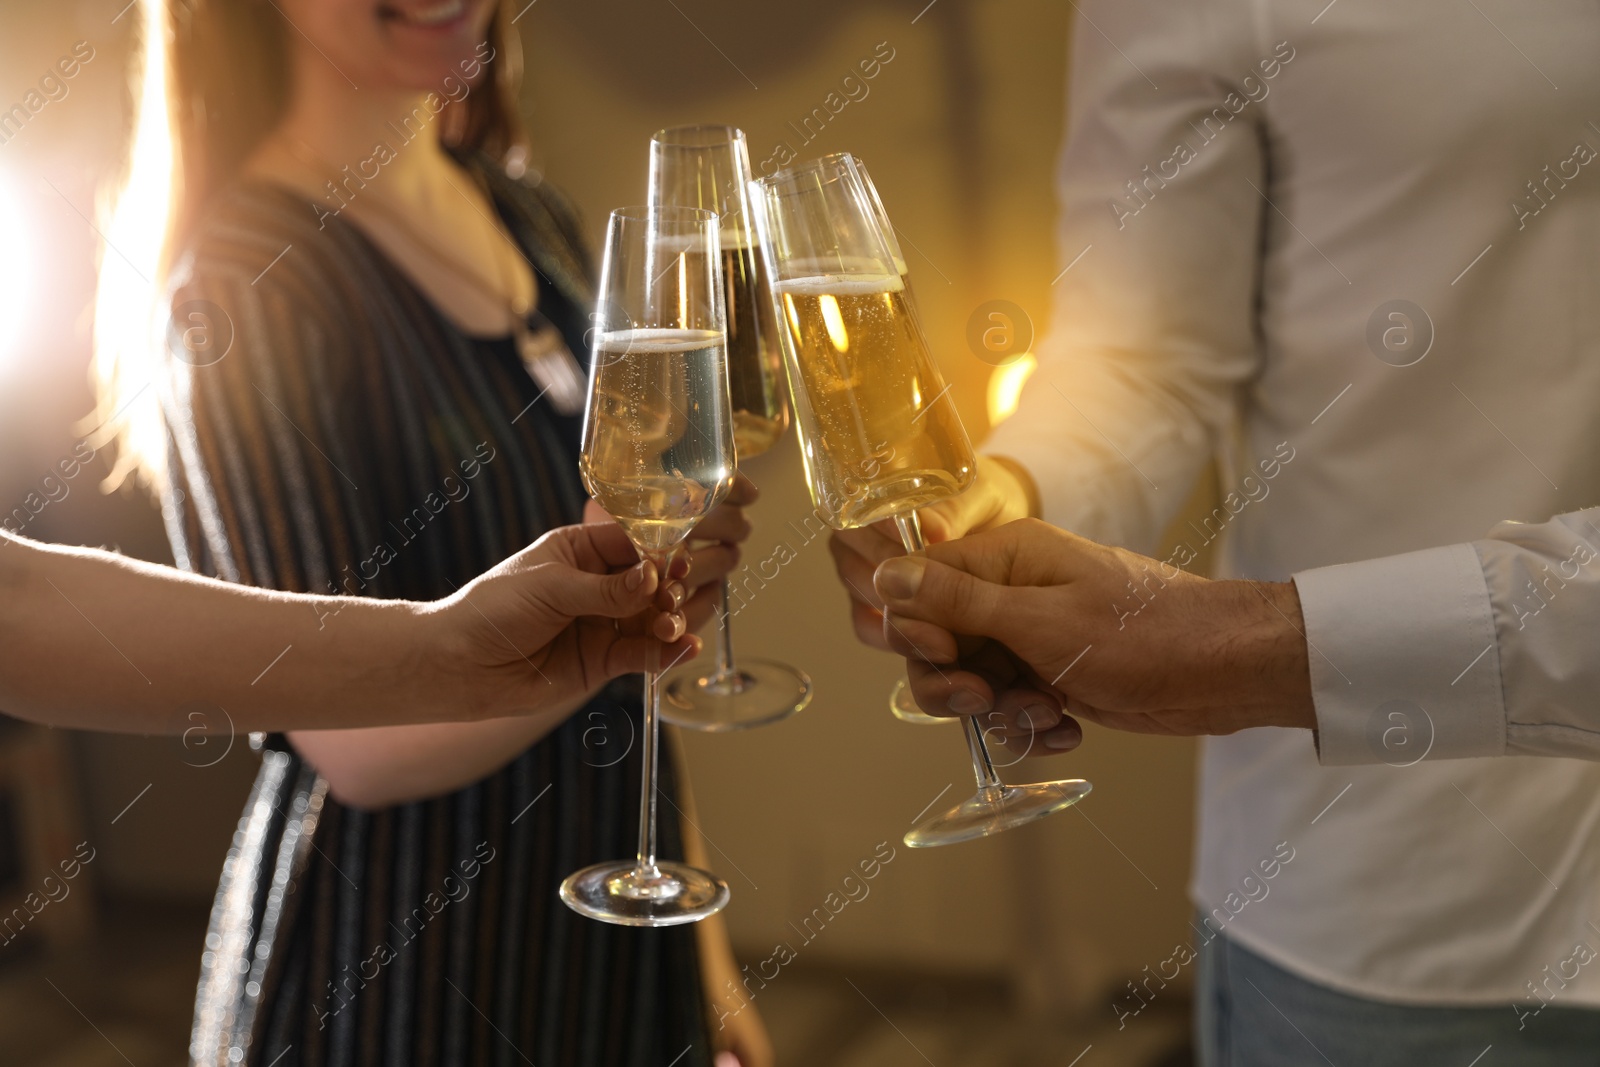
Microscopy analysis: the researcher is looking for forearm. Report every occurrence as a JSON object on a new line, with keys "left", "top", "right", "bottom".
{"left": 286, "top": 700, "right": 582, "bottom": 809}
{"left": 982, "top": 0, "right": 1267, "bottom": 553}
{"left": 983, "top": 366, "right": 1219, "bottom": 553}
{"left": 0, "top": 532, "right": 466, "bottom": 734}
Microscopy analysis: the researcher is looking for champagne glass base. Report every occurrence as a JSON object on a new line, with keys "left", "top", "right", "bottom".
{"left": 662, "top": 659, "right": 813, "bottom": 732}
{"left": 890, "top": 678, "right": 951, "bottom": 725}
{"left": 559, "top": 860, "right": 730, "bottom": 927}
{"left": 904, "top": 780, "right": 1092, "bottom": 849}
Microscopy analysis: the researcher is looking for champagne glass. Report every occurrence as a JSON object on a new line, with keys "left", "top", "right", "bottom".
{"left": 560, "top": 205, "right": 736, "bottom": 924}
{"left": 838, "top": 154, "right": 910, "bottom": 279}
{"left": 851, "top": 158, "right": 939, "bottom": 725}
{"left": 766, "top": 155, "right": 943, "bottom": 725}
{"left": 649, "top": 124, "right": 814, "bottom": 732}
{"left": 853, "top": 158, "right": 940, "bottom": 725}
{"left": 749, "top": 158, "right": 1092, "bottom": 848}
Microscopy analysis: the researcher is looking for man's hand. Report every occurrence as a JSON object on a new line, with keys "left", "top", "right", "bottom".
{"left": 871, "top": 519, "right": 1316, "bottom": 750}
{"left": 434, "top": 522, "right": 699, "bottom": 720}
{"left": 829, "top": 455, "right": 1037, "bottom": 651}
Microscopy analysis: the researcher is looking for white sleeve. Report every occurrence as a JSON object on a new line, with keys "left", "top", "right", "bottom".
{"left": 983, "top": 0, "right": 1271, "bottom": 552}
{"left": 1297, "top": 507, "right": 1600, "bottom": 764}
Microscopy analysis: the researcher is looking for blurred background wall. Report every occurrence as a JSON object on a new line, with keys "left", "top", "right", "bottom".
{"left": 0, "top": 0, "right": 1207, "bottom": 1063}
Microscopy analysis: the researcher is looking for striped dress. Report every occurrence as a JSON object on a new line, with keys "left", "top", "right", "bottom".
{"left": 161, "top": 156, "right": 713, "bottom": 1067}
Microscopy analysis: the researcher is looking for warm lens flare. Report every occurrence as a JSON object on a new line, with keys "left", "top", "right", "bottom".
{"left": 0, "top": 169, "right": 30, "bottom": 369}
{"left": 92, "top": 0, "right": 175, "bottom": 484}
{"left": 987, "top": 352, "right": 1037, "bottom": 425}
{"left": 818, "top": 294, "right": 850, "bottom": 352}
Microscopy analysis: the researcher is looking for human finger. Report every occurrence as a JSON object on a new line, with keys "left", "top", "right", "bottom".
{"left": 534, "top": 558, "right": 660, "bottom": 620}
{"left": 876, "top": 554, "right": 1030, "bottom": 651}
{"left": 829, "top": 533, "right": 888, "bottom": 613}
{"left": 880, "top": 610, "right": 960, "bottom": 664}
{"left": 904, "top": 657, "right": 997, "bottom": 719}
{"left": 601, "top": 632, "right": 702, "bottom": 679}
{"left": 692, "top": 504, "right": 753, "bottom": 546}
{"left": 680, "top": 542, "right": 741, "bottom": 591}
{"left": 851, "top": 600, "right": 892, "bottom": 652}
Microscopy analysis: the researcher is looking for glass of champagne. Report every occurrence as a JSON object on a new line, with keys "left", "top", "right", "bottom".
{"left": 766, "top": 155, "right": 944, "bottom": 725}
{"left": 649, "top": 124, "right": 814, "bottom": 732}
{"left": 853, "top": 157, "right": 940, "bottom": 725}
{"left": 749, "top": 159, "right": 1092, "bottom": 847}
{"left": 560, "top": 205, "right": 736, "bottom": 924}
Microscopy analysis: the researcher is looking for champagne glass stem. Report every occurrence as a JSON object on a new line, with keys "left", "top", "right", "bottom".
{"left": 893, "top": 511, "right": 1005, "bottom": 798}
{"left": 960, "top": 716, "right": 1004, "bottom": 795}
{"left": 636, "top": 577, "right": 665, "bottom": 873}
{"left": 713, "top": 579, "right": 736, "bottom": 681}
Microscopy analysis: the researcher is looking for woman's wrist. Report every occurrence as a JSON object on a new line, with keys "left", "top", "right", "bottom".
{"left": 408, "top": 598, "right": 494, "bottom": 723}
{"left": 320, "top": 596, "right": 486, "bottom": 726}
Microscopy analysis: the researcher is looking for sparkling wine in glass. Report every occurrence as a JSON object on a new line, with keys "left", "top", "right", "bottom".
{"left": 850, "top": 157, "right": 941, "bottom": 724}
{"left": 762, "top": 155, "right": 946, "bottom": 724}
{"left": 750, "top": 157, "right": 1092, "bottom": 848}
{"left": 560, "top": 205, "right": 736, "bottom": 924}
{"left": 649, "top": 124, "right": 813, "bottom": 732}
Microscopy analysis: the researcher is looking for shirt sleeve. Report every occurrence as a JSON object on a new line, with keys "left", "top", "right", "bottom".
{"left": 983, "top": 0, "right": 1271, "bottom": 552}
{"left": 1297, "top": 507, "right": 1600, "bottom": 764}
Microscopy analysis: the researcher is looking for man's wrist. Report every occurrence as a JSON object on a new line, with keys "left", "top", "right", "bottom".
{"left": 1212, "top": 579, "right": 1316, "bottom": 730}
{"left": 985, "top": 454, "right": 1042, "bottom": 520}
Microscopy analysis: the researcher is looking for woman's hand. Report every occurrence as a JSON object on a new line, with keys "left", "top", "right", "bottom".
{"left": 716, "top": 1003, "right": 775, "bottom": 1067}
{"left": 434, "top": 521, "right": 700, "bottom": 721}
{"left": 871, "top": 518, "right": 1316, "bottom": 754}
{"left": 828, "top": 455, "right": 1036, "bottom": 652}
{"left": 584, "top": 472, "right": 759, "bottom": 635}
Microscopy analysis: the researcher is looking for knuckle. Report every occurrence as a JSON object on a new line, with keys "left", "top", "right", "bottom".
{"left": 940, "top": 570, "right": 979, "bottom": 617}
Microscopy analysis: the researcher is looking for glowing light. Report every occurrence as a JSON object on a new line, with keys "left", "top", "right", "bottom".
{"left": 987, "top": 353, "right": 1038, "bottom": 425}
{"left": 783, "top": 293, "right": 803, "bottom": 339}
{"left": 818, "top": 294, "right": 849, "bottom": 352}
{"left": 0, "top": 169, "right": 29, "bottom": 368}
{"left": 677, "top": 254, "right": 688, "bottom": 330}
{"left": 92, "top": 0, "right": 176, "bottom": 484}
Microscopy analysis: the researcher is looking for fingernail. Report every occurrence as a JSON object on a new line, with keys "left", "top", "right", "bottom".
{"left": 876, "top": 556, "right": 927, "bottom": 599}
{"left": 948, "top": 690, "right": 989, "bottom": 716}
{"left": 626, "top": 561, "right": 649, "bottom": 591}
{"left": 1017, "top": 705, "right": 1058, "bottom": 731}
{"left": 1044, "top": 725, "right": 1079, "bottom": 750}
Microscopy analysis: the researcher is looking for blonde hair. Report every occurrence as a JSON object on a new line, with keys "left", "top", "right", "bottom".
{"left": 91, "top": 0, "right": 527, "bottom": 488}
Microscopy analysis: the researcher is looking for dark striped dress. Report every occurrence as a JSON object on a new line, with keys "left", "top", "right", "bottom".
{"left": 161, "top": 156, "right": 712, "bottom": 1067}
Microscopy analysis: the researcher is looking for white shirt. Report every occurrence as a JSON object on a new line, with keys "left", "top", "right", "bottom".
{"left": 986, "top": 0, "right": 1600, "bottom": 1006}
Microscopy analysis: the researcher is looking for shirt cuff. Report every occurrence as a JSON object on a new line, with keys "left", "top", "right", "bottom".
{"left": 1292, "top": 543, "right": 1506, "bottom": 766}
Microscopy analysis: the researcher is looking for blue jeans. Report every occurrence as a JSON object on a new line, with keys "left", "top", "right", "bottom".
{"left": 1197, "top": 929, "right": 1600, "bottom": 1066}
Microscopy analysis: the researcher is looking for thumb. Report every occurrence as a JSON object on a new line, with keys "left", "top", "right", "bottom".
{"left": 582, "top": 498, "right": 617, "bottom": 526}
{"left": 918, "top": 488, "right": 993, "bottom": 544}
{"left": 536, "top": 559, "right": 659, "bottom": 620}
{"left": 873, "top": 555, "right": 1016, "bottom": 646}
